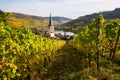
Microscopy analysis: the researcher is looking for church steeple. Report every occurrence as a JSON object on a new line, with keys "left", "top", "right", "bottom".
{"left": 47, "top": 13, "right": 55, "bottom": 38}
{"left": 48, "top": 13, "right": 52, "bottom": 27}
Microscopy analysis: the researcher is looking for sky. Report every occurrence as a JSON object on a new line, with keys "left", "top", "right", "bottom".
{"left": 0, "top": 0, "right": 120, "bottom": 19}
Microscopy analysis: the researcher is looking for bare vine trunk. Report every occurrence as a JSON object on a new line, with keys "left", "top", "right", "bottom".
{"left": 112, "top": 26, "right": 120, "bottom": 60}
{"left": 96, "top": 18, "right": 100, "bottom": 72}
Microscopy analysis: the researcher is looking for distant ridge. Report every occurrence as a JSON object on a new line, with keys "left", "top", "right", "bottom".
{"left": 65, "top": 8, "right": 120, "bottom": 27}
{"left": 46, "top": 16, "right": 72, "bottom": 24}
{"left": 80, "top": 8, "right": 120, "bottom": 19}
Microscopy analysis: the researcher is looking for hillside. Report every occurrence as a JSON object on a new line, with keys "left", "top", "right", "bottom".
{"left": 65, "top": 8, "right": 120, "bottom": 31}
{"left": 6, "top": 12, "right": 72, "bottom": 28}
{"left": 46, "top": 16, "right": 72, "bottom": 24}
{"left": 80, "top": 8, "right": 120, "bottom": 19}
{"left": 6, "top": 12, "right": 59, "bottom": 29}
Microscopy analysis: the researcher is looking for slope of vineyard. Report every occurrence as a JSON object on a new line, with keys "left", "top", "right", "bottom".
{"left": 69, "top": 14, "right": 120, "bottom": 79}
{"left": 0, "top": 21, "right": 66, "bottom": 79}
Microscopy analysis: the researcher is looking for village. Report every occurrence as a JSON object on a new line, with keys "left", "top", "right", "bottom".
{"left": 30, "top": 14, "right": 74, "bottom": 41}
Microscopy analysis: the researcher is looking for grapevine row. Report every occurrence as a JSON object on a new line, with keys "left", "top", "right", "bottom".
{"left": 0, "top": 22, "right": 66, "bottom": 79}
{"left": 69, "top": 14, "right": 120, "bottom": 71}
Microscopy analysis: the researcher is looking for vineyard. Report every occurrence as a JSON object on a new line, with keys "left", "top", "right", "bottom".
{"left": 69, "top": 14, "right": 120, "bottom": 79}
{"left": 69, "top": 14, "right": 120, "bottom": 62}
{"left": 0, "top": 21, "right": 66, "bottom": 79}
{"left": 0, "top": 12, "right": 120, "bottom": 80}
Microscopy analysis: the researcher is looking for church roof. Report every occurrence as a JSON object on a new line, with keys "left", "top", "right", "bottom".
{"left": 48, "top": 13, "right": 52, "bottom": 27}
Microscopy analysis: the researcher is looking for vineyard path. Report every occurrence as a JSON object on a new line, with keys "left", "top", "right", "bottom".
{"left": 43, "top": 44, "right": 84, "bottom": 79}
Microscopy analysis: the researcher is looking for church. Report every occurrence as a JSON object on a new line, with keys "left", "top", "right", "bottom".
{"left": 48, "top": 14, "right": 55, "bottom": 38}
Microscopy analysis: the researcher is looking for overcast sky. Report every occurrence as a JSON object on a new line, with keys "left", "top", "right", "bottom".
{"left": 0, "top": 0, "right": 120, "bottom": 19}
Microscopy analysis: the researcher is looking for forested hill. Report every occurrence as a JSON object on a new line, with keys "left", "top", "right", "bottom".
{"left": 65, "top": 8, "right": 120, "bottom": 27}
{"left": 80, "top": 8, "right": 120, "bottom": 19}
